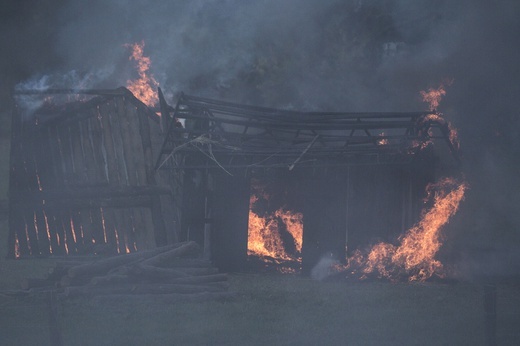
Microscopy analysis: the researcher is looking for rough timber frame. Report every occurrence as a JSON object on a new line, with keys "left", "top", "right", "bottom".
{"left": 155, "top": 89, "right": 459, "bottom": 172}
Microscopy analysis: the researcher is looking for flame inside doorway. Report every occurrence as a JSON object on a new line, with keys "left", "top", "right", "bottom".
{"left": 247, "top": 180, "right": 303, "bottom": 272}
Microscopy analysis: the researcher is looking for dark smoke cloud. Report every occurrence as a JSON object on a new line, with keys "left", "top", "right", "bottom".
{"left": 2, "top": 0, "right": 519, "bottom": 277}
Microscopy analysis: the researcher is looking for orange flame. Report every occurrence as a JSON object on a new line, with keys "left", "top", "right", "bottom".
{"left": 344, "top": 177, "right": 467, "bottom": 282}
{"left": 247, "top": 194, "right": 303, "bottom": 263}
{"left": 125, "top": 234, "right": 131, "bottom": 254}
{"left": 418, "top": 81, "right": 460, "bottom": 151}
{"left": 420, "top": 86, "right": 446, "bottom": 112}
{"left": 14, "top": 233, "right": 20, "bottom": 259}
{"left": 125, "top": 41, "right": 159, "bottom": 107}
{"left": 114, "top": 227, "right": 120, "bottom": 254}
{"left": 274, "top": 209, "right": 303, "bottom": 253}
{"left": 43, "top": 211, "right": 53, "bottom": 254}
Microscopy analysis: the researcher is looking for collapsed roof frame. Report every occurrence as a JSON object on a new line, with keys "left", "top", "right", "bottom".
{"left": 155, "top": 89, "right": 459, "bottom": 172}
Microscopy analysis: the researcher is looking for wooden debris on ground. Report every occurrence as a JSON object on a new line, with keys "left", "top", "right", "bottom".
{"left": 16, "top": 241, "right": 234, "bottom": 301}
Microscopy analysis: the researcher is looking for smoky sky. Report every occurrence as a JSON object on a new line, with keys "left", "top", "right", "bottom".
{"left": 2, "top": 0, "right": 520, "bottom": 257}
{"left": 3, "top": 1, "right": 519, "bottom": 110}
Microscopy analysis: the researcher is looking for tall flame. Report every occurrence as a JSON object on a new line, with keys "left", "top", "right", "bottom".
{"left": 344, "top": 177, "right": 467, "bottom": 282}
{"left": 125, "top": 41, "right": 159, "bottom": 107}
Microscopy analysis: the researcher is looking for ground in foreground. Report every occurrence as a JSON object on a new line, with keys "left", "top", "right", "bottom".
{"left": 1, "top": 259, "right": 519, "bottom": 345}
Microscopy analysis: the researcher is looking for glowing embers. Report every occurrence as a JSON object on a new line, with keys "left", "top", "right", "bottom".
{"left": 247, "top": 180, "right": 303, "bottom": 272}
{"left": 341, "top": 177, "right": 467, "bottom": 282}
{"left": 125, "top": 41, "right": 159, "bottom": 107}
{"left": 13, "top": 207, "right": 140, "bottom": 258}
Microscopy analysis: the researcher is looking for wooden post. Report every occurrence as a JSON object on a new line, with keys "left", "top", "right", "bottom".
{"left": 212, "top": 171, "right": 250, "bottom": 272}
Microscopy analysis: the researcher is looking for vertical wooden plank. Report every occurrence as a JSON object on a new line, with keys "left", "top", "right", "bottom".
{"left": 8, "top": 107, "right": 24, "bottom": 258}
{"left": 24, "top": 209, "right": 39, "bottom": 256}
{"left": 46, "top": 125, "right": 64, "bottom": 189}
{"left": 70, "top": 210, "right": 84, "bottom": 249}
{"left": 99, "top": 102, "right": 120, "bottom": 185}
{"left": 126, "top": 102, "right": 147, "bottom": 186}
{"left": 80, "top": 117, "right": 97, "bottom": 184}
{"left": 86, "top": 112, "right": 105, "bottom": 183}
{"left": 136, "top": 103, "right": 156, "bottom": 186}
{"left": 127, "top": 210, "right": 138, "bottom": 252}
{"left": 14, "top": 214, "right": 30, "bottom": 257}
{"left": 106, "top": 99, "right": 125, "bottom": 185}
{"left": 47, "top": 214, "right": 66, "bottom": 256}
{"left": 108, "top": 99, "right": 129, "bottom": 186}
{"left": 91, "top": 106, "right": 109, "bottom": 184}
{"left": 117, "top": 96, "right": 139, "bottom": 187}
{"left": 32, "top": 210, "right": 49, "bottom": 256}
{"left": 113, "top": 208, "right": 131, "bottom": 254}
{"left": 117, "top": 97, "right": 142, "bottom": 186}
{"left": 20, "top": 119, "right": 41, "bottom": 256}
{"left": 131, "top": 207, "right": 146, "bottom": 251}
{"left": 34, "top": 209, "right": 51, "bottom": 256}
{"left": 90, "top": 208, "right": 106, "bottom": 247}
{"left": 56, "top": 124, "right": 74, "bottom": 186}
{"left": 111, "top": 208, "right": 123, "bottom": 254}
{"left": 59, "top": 210, "right": 77, "bottom": 255}
{"left": 42, "top": 209, "right": 59, "bottom": 256}
{"left": 119, "top": 208, "right": 134, "bottom": 253}
{"left": 76, "top": 209, "right": 94, "bottom": 254}
{"left": 101, "top": 207, "right": 118, "bottom": 255}
{"left": 69, "top": 120, "right": 87, "bottom": 184}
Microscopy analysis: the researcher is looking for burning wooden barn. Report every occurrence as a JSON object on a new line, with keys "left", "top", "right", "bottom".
{"left": 8, "top": 87, "right": 459, "bottom": 275}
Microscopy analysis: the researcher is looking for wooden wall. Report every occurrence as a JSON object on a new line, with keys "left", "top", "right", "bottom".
{"left": 8, "top": 91, "right": 175, "bottom": 258}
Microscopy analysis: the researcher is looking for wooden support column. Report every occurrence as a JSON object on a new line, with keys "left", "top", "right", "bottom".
{"left": 211, "top": 172, "right": 250, "bottom": 272}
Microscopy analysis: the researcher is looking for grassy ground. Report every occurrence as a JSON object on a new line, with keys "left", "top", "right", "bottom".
{"left": 1, "top": 255, "right": 520, "bottom": 346}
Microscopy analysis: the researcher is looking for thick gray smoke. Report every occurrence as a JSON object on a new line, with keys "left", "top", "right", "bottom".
{"left": 1, "top": 0, "right": 519, "bottom": 279}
